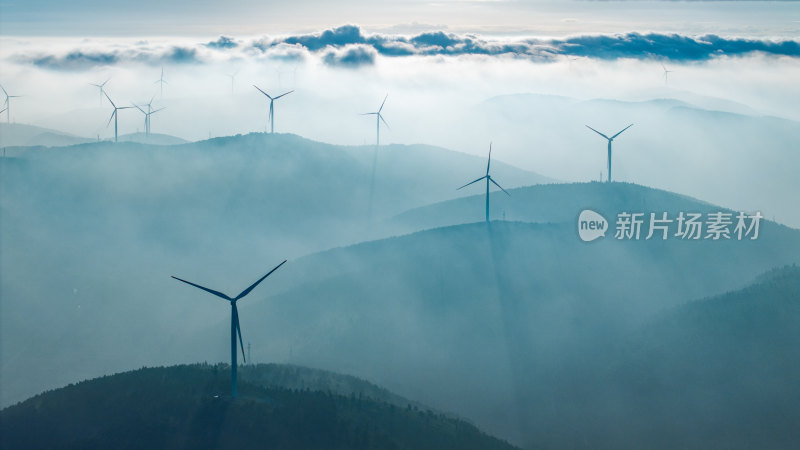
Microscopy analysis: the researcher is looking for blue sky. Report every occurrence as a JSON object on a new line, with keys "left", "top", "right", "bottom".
{"left": 3, "top": 1, "right": 800, "bottom": 37}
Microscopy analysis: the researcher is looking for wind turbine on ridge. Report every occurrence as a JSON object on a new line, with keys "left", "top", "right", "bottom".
{"left": 133, "top": 96, "right": 164, "bottom": 136}
{"left": 1, "top": 85, "right": 22, "bottom": 124}
{"left": 585, "top": 123, "right": 633, "bottom": 183}
{"left": 171, "top": 260, "right": 287, "bottom": 398}
{"left": 253, "top": 85, "right": 293, "bottom": 133}
{"left": 155, "top": 67, "right": 167, "bottom": 98}
{"left": 361, "top": 94, "right": 389, "bottom": 221}
{"left": 361, "top": 94, "right": 389, "bottom": 147}
{"left": 104, "top": 91, "right": 132, "bottom": 142}
{"left": 457, "top": 143, "right": 510, "bottom": 223}
{"left": 90, "top": 78, "right": 111, "bottom": 105}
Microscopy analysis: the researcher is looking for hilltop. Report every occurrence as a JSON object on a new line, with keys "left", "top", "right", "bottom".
{"left": 0, "top": 364, "right": 517, "bottom": 450}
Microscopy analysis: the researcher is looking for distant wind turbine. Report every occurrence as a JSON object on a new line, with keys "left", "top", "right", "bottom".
{"left": 226, "top": 70, "right": 239, "bottom": 95}
{"left": 585, "top": 123, "right": 633, "bottom": 183}
{"left": 90, "top": 78, "right": 111, "bottom": 105}
{"left": 661, "top": 64, "right": 674, "bottom": 85}
{"left": 104, "top": 91, "right": 132, "bottom": 142}
{"left": 133, "top": 97, "right": 164, "bottom": 136}
{"left": 253, "top": 85, "right": 293, "bottom": 133}
{"left": 361, "top": 94, "right": 389, "bottom": 147}
{"left": 171, "top": 260, "right": 287, "bottom": 398}
{"left": 1, "top": 85, "right": 22, "bottom": 124}
{"left": 457, "top": 143, "right": 510, "bottom": 223}
{"left": 155, "top": 67, "right": 167, "bottom": 98}
{"left": 361, "top": 94, "right": 389, "bottom": 221}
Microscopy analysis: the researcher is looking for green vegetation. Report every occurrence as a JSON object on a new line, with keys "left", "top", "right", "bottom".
{"left": 0, "top": 364, "right": 517, "bottom": 450}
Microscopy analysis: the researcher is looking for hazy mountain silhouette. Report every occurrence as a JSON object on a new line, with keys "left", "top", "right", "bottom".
{"left": 388, "top": 181, "right": 716, "bottom": 233}
{"left": 0, "top": 122, "right": 94, "bottom": 147}
{"left": 0, "top": 132, "right": 546, "bottom": 407}
{"left": 0, "top": 364, "right": 518, "bottom": 450}
{"left": 117, "top": 131, "right": 189, "bottom": 145}
{"left": 455, "top": 93, "right": 800, "bottom": 227}
{"left": 2, "top": 137, "right": 797, "bottom": 449}
{"left": 586, "top": 264, "right": 800, "bottom": 449}
{"left": 233, "top": 214, "right": 798, "bottom": 446}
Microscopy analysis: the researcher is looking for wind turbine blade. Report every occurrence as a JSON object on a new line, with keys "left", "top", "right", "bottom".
{"left": 611, "top": 123, "right": 634, "bottom": 139}
{"left": 253, "top": 85, "right": 273, "bottom": 99}
{"left": 378, "top": 94, "right": 388, "bottom": 113}
{"left": 171, "top": 276, "right": 232, "bottom": 301}
{"left": 486, "top": 143, "right": 492, "bottom": 175}
{"left": 585, "top": 125, "right": 609, "bottom": 140}
{"left": 234, "top": 260, "right": 287, "bottom": 301}
{"left": 0, "top": 85, "right": 8, "bottom": 97}
{"left": 234, "top": 304, "right": 246, "bottom": 363}
{"left": 151, "top": 107, "right": 165, "bottom": 114}
{"left": 490, "top": 177, "right": 511, "bottom": 196}
{"left": 106, "top": 110, "right": 116, "bottom": 127}
{"left": 133, "top": 104, "right": 146, "bottom": 114}
{"left": 273, "top": 90, "right": 294, "bottom": 100}
{"left": 102, "top": 78, "right": 111, "bottom": 86}
{"left": 379, "top": 114, "right": 389, "bottom": 129}
{"left": 90, "top": 83, "right": 101, "bottom": 88}
{"left": 457, "top": 176, "right": 487, "bottom": 190}
{"left": 361, "top": 112, "right": 378, "bottom": 116}
{"left": 103, "top": 91, "right": 116, "bottom": 108}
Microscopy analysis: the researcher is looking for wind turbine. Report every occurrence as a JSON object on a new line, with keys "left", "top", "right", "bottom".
{"left": 253, "top": 85, "right": 293, "bottom": 133}
{"left": 226, "top": 70, "right": 239, "bottom": 95}
{"left": 155, "top": 67, "right": 167, "bottom": 98}
{"left": 90, "top": 78, "right": 111, "bottom": 105}
{"left": 361, "top": 94, "right": 389, "bottom": 221}
{"left": 585, "top": 123, "right": 633, "bottom": 183}
{"left": 457, "top": 143, "right": 510, "bottom": 223}
{"left": 661, "top": 64, "right": 674, "bottom": 85}
{"left": 171, "top": 260, "right": 287, "bottom": 398}
{"left": 361, "top": 94, "right": 389, "bottom": 147}
{"left": 104, "top": 91, "right": 132, "bottom": 142}
{"left": 133, "top": 99, "right": 164, "bottom": 136}
{"left": 1, "top": 85, "right": 22, "bottom": 124}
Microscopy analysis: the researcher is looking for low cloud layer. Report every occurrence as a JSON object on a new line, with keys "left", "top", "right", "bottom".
{"left": 22, "top": 46, "right": 201, "bottom": 71}
{"left": 13, "top": 25, "right": 800, "bottom": 71}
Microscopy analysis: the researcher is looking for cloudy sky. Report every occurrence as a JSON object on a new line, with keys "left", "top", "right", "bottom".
{"left": 3, "top": 1, "right": 800, "bottom": 37}
{"left": 1, "top": 1, "right": 799, "bottom": 224}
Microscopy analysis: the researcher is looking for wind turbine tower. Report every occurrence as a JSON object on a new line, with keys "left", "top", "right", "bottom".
{"left": 253, "top": 85, "right": 293, "bottom": 133}
{"left": 361, "top": 94, "right": 389, "bottom": 221}
{"left": 362, "top": 94, "right": 389, "bottom": 147}
{"left": 457, "top": 143, "right": 510, "bottom": 222}
{"left": 585, "top": 124, "right": 633, "bottom": 183}
{"left": 133, "top": 96, "right": 164, "bottom": 136}
{"left": 171, "top": 260, "right": 286, "bottom": 398}
{"left": 226, "top": 70, "right": 239, "bottom": 95}
{"left": 661, "top": 64, "right": 674, "bottom": 85}
{"left": 155, "top": 67, "right": 167, "bottom": 98}
{"left": 104, "top": 92, "right": 132, "bottom": 142}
